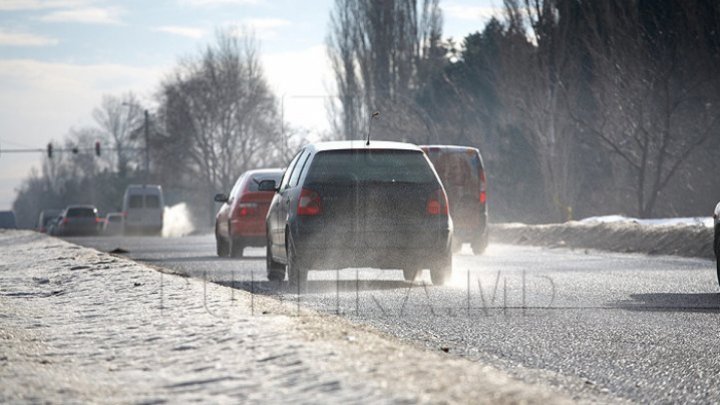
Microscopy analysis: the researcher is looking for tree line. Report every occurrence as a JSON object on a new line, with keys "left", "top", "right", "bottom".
{"left": 13, "top": 0, "right": 720, "bottom": 228}
{"left": 328, "top": 0, "right": 720, "bottom": 221}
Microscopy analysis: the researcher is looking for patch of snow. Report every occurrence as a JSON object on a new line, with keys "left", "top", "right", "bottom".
{"left": 579, "top": 215, "right": 713, "bottom": 228}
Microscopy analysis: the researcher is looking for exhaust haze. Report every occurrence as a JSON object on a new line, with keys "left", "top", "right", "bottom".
{"left": 162, "top": 203, "right": 195, "bottom": 238}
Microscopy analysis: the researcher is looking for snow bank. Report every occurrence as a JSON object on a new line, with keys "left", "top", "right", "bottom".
{"left": 580, "top": 215, "right": 713, "bottom": 228}
{"left": 491, "top": 220, "right": 715, "bottom": 259}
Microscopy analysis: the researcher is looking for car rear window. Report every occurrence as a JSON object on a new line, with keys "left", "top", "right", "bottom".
{"left": 145, "top": 195, "right": 160, "bottom": 208}
{"left": 67, "top": 208, "right": 96, "bottom": 217}
{"left": 108, "top": 216, "right": 122, "bottom": 223}
{"left": 129, "top": 195, "right": 143, "bottom": 208}
{"left": 425, "top": 150, "right": 482, "bottom": 192}
{"left": 306, "top": 150, "right": 436, "bottom": 184}
{"left": 247, "top": 173, "right": 283, "bottom": 192}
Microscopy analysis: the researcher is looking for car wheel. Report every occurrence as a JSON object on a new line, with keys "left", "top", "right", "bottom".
{"left": 715, "top": 225, "right": 720, "bottom": 287}
{"left": 287, "top": 233, "right": 308, "bottom": 292}
{"left": 215, "top": 226, "right": 229, "bottom": 257}
{"left": 430, "top": 248, "right": 452, "bottom": 286}
{"left": 471, "top": 230, "right": 489, "bottom": 255}
{"left": 403, "top": 268, "right": 418, "bottom": 282}
{"left": 229, "top": 237, "right": 244, "bottom": 258}
{"left": 267, "top": 241, "right": 285, "bottom": 282}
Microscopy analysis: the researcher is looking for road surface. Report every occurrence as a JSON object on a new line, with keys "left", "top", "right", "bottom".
{"left": 67, "top": 234, "right": 720, "bottom": 403}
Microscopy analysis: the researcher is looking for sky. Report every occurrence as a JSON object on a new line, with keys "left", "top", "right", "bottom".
{"left": 0, "top": 0, "right": 502, "bottom": 210}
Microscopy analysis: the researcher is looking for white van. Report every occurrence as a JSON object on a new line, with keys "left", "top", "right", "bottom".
{"left": 122, "top": 184, "right": 164, "bottom": 235}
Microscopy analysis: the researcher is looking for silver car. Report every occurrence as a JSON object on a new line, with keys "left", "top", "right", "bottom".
{"left": 103, "top": 213, "right": 125, "bottom": 236}
{"left": 715, "top": 202, "right": 720, "bottom": 283}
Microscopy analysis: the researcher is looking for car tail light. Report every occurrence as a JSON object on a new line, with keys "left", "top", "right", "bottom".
{"left": 426, "top": 189, "right": 449, "bottom": 215}
{"left": 479, "top": 169, "right": 487, "bottom": 204}
{"left": 95, "top": 218, "right": 102, "bottom": 223}
{"left": 234, "top": 202, "right": 259, "bottom": 217}
{"left": 297, "top": 188, "right": 322, "bottom": 216}
{"left": 62, "top": 218, "right": 69, "bottom": 224}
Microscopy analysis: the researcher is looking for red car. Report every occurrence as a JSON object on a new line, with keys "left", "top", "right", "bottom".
{"left": 214, "top": 168, "right": 284, "bottom": 257}
{"left": 421, "top": 145, "right": 488, "bottom": 254}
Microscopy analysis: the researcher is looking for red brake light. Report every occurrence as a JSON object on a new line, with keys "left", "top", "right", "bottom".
{"left": 62, "top": 218, "right": 69, "bottom": 224}
{"left": 297, "top": 188, "right": 322, "bottom": 216}
{"left": 426, "top": 189, "right": 449, "bottom": 215}
{"left": 234, "top": 202, "right": 258, "bottom": 217}
{"left": 479, "top": 169, "right": 487, "bottom": 204}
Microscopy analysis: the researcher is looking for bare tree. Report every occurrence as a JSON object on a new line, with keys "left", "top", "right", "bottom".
{"left": 494, "top": 0, "right": 585, "bottom": 221}
{"left": 92, "top": 92, "right": 144, "bottom": 178}
{"left": 327, "top": 0, "right": 443, "bottom": 141}
{"left": 574, "top": 0, "right": 720, "bottom": 217}
{"left": 158, "top": 27, "right": 281, "bottom": 218}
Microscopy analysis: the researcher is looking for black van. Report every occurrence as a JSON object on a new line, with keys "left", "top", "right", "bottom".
{"left": 261, "top": 141, "right": 453, "bottom": 288}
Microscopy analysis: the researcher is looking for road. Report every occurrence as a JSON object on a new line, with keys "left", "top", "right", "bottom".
{"left": 67, "top": 234, "right": 720, "bottom": 403}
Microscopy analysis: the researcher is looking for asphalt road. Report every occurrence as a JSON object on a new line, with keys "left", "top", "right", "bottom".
{"left": 66, "top": 234, "right": 720, "bottom": 403}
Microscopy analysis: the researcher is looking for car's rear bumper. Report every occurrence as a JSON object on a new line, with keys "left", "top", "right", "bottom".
{"left": 60, "top": 224, "right": 99, "bottom": 236}
{"left": 230, "top": 218, "right": 266, "bottom": 237}
{"left": 453, "top": 211, "right": 487, "bottom": 241}
{"left": 292, "top": 226, "right": 451, "bottom": 270}
{"left": 235, "top": 236, "right": 266, "bottom": 247}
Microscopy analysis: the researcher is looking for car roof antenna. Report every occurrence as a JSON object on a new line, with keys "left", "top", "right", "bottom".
{"left": 366, "top": 111, "right": 380, "bottom": 146}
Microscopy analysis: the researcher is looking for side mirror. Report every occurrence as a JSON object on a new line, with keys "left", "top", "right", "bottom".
{"left": 258, "top": 179, "right": 278, "bottom": 192}
{"left": 214, "top": 193, "right": 229, "bottom": 203}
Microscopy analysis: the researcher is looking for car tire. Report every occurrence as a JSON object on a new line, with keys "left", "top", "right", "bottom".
{"left": 229, "top": 237, "right": 244, "bottom": 258}
{"left": 287, "top": 233, "right": 308, "bottom": 292}
{"left": 715, "top": 225, "right": 720, "bottom": 287}
{"left": 430, "top": 248, "right": 452, "bottom": 286}
{"left": 403, "top": 268, "right": 418, "bottom": 282}
{"left": 471, "top": 230, "right": 489, "bottom": 255}
{"left": 215, "top": 226, "right": 229, "bottom": 257}
{"left": 267, "top": 241, "right": 285, "bottom": 282}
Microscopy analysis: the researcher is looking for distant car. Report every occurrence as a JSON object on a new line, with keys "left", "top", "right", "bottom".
{"left": 37, "top": 209, "right": 62, "bottom": 233}
{"left": 0, "top": 211, "right": 17, "bottom": 229}
{"left": 56, "top": 205, "right": 100, "bottom": 236}
{"left": 103, "top": 213, "right": 125, "bottom": 236}
{"left": 122, "top": 184, "right": 164, "bottom": 235}
{"left": 714, "top": 202, "right": 720, "bottom": 285}
{"left": 263, "top": 141, "right": 453, "bottom": 287}
{"left": 214, "top": 168, "right": 284, "bottom": 257}
{"left": 421, "top": 145, "right": 488, "bottom": 254}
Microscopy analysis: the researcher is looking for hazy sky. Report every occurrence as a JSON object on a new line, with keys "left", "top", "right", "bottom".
{"left": 0, "top": 0, "right": 501, "bottom": 209}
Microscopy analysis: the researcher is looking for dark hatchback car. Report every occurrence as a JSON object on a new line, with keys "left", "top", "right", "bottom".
{"left": 262, "top": 141, "right": 453, "bottom": 287}
{"left": 56, "top": 205, "right": 101, "bottom": 236}
{"left": 421, "top": 145, "right": 488, "bottom": 254}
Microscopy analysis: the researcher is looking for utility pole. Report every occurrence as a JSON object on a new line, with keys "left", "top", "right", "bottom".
{"left": 144, "top": 109, "right": 150, "bottom": 181}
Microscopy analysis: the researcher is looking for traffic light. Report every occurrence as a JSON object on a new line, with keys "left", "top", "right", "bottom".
{"left": 47, "top": 143, "right": 53, "bottom": 158}
{"left": 95, "top": 141, "right": 101, "bottom": 157}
